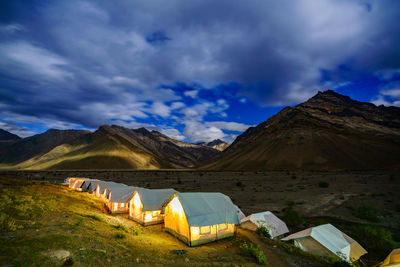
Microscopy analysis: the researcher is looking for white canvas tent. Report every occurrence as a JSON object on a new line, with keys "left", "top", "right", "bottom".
{"left": 106, "top": 186, "right": 138, "bottom": 213}
{"left": 240, "top": 211, "right": 289, "bottom": 238}
{"left": 163, "top": 192, "right": 240, "bottom": 246}
{"left": 282, "top": 224, "right": 367, "bottom": 262}
{"left": 129, "top": 188, "right": 177, "bottom": 225}
{"left": 234, "top": 204, "right": 246, "bottom": 221}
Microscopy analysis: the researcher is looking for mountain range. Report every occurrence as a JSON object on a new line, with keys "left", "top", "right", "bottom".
{"left": 1, "top": 90, "right": 399, "bottom": 170}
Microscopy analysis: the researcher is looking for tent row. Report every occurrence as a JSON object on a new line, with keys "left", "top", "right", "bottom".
{"left": 65, "top": 177, "right": 374, "bottom": 264}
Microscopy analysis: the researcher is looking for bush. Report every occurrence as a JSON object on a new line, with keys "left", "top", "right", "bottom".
{"left": 354, "top": 205, "right": 379, "bottom": 222}
{"left": 283, "top": 208, "right": 302, "bottom": 227}
{"left": 236, "top": 181, "right": 243, "bottom": 187}
{"left": 240, "top": 242, "right": 266, "bottom": 265}
{"left": 318, "top": 181, "right": 329, "bottom": 188}
{"left": 115, "top": 232, "right": 126, "bottom": 239}
{"left": 114, "top": 224, "right": 127, "bottom": 232}
{"left": 349, "top": 225, "right": 396, "bottom": 258}
{"left": 256, "top": 225, "right": 271, "bottom": 239}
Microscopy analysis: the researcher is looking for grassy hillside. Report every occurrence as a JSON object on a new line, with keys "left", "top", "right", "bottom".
{"left": 0, "top": 176, "right": 356, "bottom": 266}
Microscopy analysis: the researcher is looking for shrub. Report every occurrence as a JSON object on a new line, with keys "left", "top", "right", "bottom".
{"left": 115, "top": 232, "right": 126, "bottom": 239}
{"left": 291, "top": 175, "right": 297, "bottom": 180}
{"left": 82, "top": 214, "right": 102, "bottom": 221}
{"left": 131, "top": 225, "right": 142, "bottom": 235}
{"left": 349, "top": 225, "right": 396, "bottom": 257}
{"left": 256, "top": 225, "right": 271, "bottom": 239}
{"left": 283, "top": 208, "right": 302, "bottom": 227}
{"left": 236, "top": 181, "right": 243, "bottom": 187}
{"left": 354, "top": 205, "right": 379, "bottom": 222}
{"left": 114, "top": 224, "right": 127, "bottom": 232}
{"left": 240, "top": 242, "right": 266, "bottom": 265}
{"left": 318, "top": 181, "right": 329, "bottom": 188}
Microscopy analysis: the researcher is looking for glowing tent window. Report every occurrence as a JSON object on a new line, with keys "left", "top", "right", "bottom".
{"left": 133, "top": 193, "right": 141, "bottom": 208}
{"left": 170, "top": 197, "right": 183, "bottom": 217}
{"left": 200, "top": 226, "right": 211, "bottom": 235}
{"left": 144, "top": 212, "right": 153, "bottom": 221}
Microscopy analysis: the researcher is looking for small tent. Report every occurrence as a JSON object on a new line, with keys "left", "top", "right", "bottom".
{"left": 282, "top": 224, "right": 367, "bottom": 262}
{"left": 87, "top": 181, "right": 110, "bottom": 198}
{"left": 80, "top": 179, "right": 100, "bottom": 192}
{"left": 380, "top": 248, "right": 400, "bottom": 267}
{"left": 163, "top": 192, "right": 240, "bottom": 246}
{"left": 67, "top": 178, "right": 92, "bottom": 190}
{"left": 100, "top": 182, "right": 127, "bottom": 201}
{"left": 106, "top": 186, "right": 138, "bottom": 214}
{"left": 234, "top": 204, "right": 246, "bottom": 221}
{"left": 129, "top": 188, "right": 177, "bottom": 225}
{"left": 240, "top": 211, "right": 289, "bottom": 238}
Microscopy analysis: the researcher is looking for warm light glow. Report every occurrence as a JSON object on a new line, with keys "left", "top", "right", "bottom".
{"left": 144, "top": 212, "right": 152, "bottom": 221}
{"left": 113, "top": 203, "right": 117, "bottom": 211}
{"left": 133, "top": 192, "right": 141, "bottom": 208}
{"left": 121, "top": 203, "right": 125, "bottom": 208}
{"left": 170, "top": 196, "right": 184, "bottom": 217}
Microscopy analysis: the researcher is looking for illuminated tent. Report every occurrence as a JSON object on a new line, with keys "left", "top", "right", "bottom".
{"left": 282, "top": 224, "right": 367, "bottom": 262}
{"left": 129, "top": 188, "right": 177, "bottom": 225}
{"left": 240, "top": 211, "right": 289, "bottom": 238}
{"left": 67, "top": 178, "right": 93, "bottom": 191}
{"left": 87, "top": 181, "right": 114, "bottom": 198}
{"left": 380, "top": 249, "right": 400, "bottom": 267}
{"left": 234, "top": 204, "right": 246, "bottom": 221}
{"left": 80, "top": 179, "right": 100, "bottom": 192}
{"left": 106, "top": 186, "right": 138, "bottom": 214}
{"left": 100, "top": 182, "right": 127, "bottom": 201}
{"left": 164, "top": 192, "right": 240, "bottom": 246}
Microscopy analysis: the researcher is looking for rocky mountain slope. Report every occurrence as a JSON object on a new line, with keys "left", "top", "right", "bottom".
{"left": 203, "top": 90, "right": 400, "bottom": 170}
{"left": 197, "top": 139, "right": 230, "bottom": 151}
{"left": 1, "top": 125, "right": 219, "bottom": 170}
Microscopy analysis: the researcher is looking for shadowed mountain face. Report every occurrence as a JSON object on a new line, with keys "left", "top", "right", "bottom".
{"left": 203, "top": 90, "right": 400, "bottom": 170}
{"left": 0, "top": 129, "right": 21, "bottom": 141}
{"left": 0, "top": 125, "right": 219, "bottom": 170}
{"left": 0, "top": 129, "right": 90, "bottom": 165}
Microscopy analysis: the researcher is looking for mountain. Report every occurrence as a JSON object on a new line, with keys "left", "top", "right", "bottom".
{"left": 198, "top": 139, "right": 229, "bottom": 151}
{"left": 5, "top": 125, "right": 219, "bottom": 170}
{"left": 203, "top": 90, "right": 400, "bottom": 170}
{"left": 0, "top": 129, "right": 21, "bottom": 141}
{"left": 0, "top": 129, "right": 90, "bottom": 166}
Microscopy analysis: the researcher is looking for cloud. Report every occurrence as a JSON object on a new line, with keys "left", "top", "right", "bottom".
{"left": 371, "top": 83, "right": 400, "bottom": 107}
{"left": 0, "top": 0, "right": 400, "bottom": 142}
{"left": 160, "top": 128, "right": 185, "bottom": 141}
{"left": 184, "top": 90, "right": 198, "bottom": 98}
{"left": 183, "top": 121, "right": 225, "bottom": 143}
{"left": 206, "top": 121, "right": 252, "bottom": 132}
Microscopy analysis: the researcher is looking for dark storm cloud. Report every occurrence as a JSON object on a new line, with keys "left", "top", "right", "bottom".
{"left": 0, "top": 0, "right": 399, "bottom": 139}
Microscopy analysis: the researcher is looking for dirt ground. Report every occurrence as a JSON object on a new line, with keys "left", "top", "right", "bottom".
{"left": 2, "top": 170, "right": 399, "bottom": 227}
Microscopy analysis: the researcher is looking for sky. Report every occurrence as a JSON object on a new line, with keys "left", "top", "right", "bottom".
{"left": 0, "top": 0, "right": 400, "bottom": 142}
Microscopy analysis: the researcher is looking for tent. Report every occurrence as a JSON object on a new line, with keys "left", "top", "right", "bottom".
{"left": 87, "top": 181, "right": 111, "bottom": 197}
{"left": 100, "top": 182, "right": 127, "bottom": 201}
{"left": 380, "top": 249, "right": 400, "bottom": 267}
{"left": 67, "top": 178, "right": 92, "bottom": 190}
{"left": 129, "top": 188, "right": 177, "bottom": 225}
{"left": 106, "top": 186, "right": 138, "bottom": 214}
{"left": 163, "top": 192, "right": 240, "bottom": 246}
{"left": 234, "top": 204, "right": 246, "bottom": 221}
{"left": 80, "top": 179, "right": 100, "bottom": 192}
{"left": 240, "top": 211, "right": 289, "bottom": 238}
{"left": 282, "top": 224, "right": 367, "bottom": 262}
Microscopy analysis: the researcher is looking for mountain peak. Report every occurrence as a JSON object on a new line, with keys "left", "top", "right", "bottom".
{"left": 0, "top": 129, "right": 21, "bottom": 141}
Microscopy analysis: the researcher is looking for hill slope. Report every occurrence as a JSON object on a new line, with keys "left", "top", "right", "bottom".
{"left": 203, "top": 90, "right": 400, "bottom": 170}
{"left": 198, "top": 139, "right": 230, "bottom": 151}
{"left": 10, "top": 125, "right": 219, "bottom": 170}
{"left": 0, "top": 129, "right": 89, "bottom": 166}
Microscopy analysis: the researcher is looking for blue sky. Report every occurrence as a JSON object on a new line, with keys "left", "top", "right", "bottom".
{"left": 0, "top": 0, "right": 400, "bottom": 142}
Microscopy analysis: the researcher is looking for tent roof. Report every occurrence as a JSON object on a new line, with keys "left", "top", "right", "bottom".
{"left": 137, "top": 188, "right": 177, "bottom": 211}
{"left": 282, "top": 224, "right": 367, "bottom": 262}
{"left": 176, "top": 192, "right": 240, "bottom": 227}
{"left": 87, "top": 181, "right": 110, "bottom": 193}
{"left": 81, "top": 179, "right": 100, "bottom": 191}
{"left": 380, "top": 248, "right": 400, "bottom": 266}
{"left": 241, "top": 211, "right": 289, "bottom": 238}
{"left": 102, "top": 182, "right": 127, "bottom": 195}
{"left": 109, "top": 186, "right": 139, "bottom": 203}
{"left": 234, "top": 204, "right": 246, "bottom": 221}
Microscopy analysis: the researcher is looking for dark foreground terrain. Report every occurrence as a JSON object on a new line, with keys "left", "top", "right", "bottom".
{"left": 1, "top": 170, "right": 399, "bottom": 266}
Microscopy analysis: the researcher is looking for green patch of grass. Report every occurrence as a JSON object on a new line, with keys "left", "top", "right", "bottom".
{"left": 114, "top": 232, "right": 126, "bottom": 239}
{"left": 80, "top": 214, "right": 103, "bottom": 221}
{"left": 113, "top": 224, "right": 127, "bottom": 232}
{"left": 240, "top": 241, "right": 266, "bottom": 265}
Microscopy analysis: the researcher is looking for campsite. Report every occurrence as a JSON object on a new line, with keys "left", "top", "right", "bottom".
{"left": 1, "top": 170, "right": 399, "bottom": 266}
